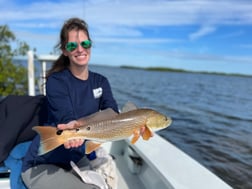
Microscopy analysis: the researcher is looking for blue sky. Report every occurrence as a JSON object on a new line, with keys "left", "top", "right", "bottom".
{"left": 1, "top": 0, "right": 252, "bottom": 75}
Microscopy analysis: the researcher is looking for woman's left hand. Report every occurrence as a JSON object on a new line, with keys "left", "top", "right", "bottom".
{"left": 57, "top": 120, "right": 85, "bottom": 149}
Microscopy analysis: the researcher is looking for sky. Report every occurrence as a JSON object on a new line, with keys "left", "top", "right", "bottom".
{"left": 1, "top": 0, "right": 252, "bottom": 75}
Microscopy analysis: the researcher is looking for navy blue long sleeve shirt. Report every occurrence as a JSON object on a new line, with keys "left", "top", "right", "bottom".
{"left": 22, "top": 69, "right": 118, "bottom": 172}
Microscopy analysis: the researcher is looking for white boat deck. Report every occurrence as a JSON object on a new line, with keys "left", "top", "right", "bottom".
{"left": 104, "top": 135, "right": 232, "bottom": 189}
{"left": 0, "top": 178, "right": 9, "bottom": 189}
{"left": 116, "top": 155, "right": 145, "bottom": 189}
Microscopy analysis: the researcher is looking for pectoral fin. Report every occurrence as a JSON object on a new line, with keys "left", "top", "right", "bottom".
{"left": 85, "top": 141, "right": 102, "bottom": 154}
{"left": 142, "top": 126, "right": 153, "bottom": 141}
{"left": 131, "top": 129, "right": 140, "bottom": 144}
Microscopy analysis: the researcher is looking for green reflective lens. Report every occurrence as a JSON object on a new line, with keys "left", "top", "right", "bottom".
{"left": 65, "top": 42, "right": 78, "bottom": 52}
{"left": 81, "top": 40, "right": 92, "bottom": 49}
{"left": 65, "top": 40, "right": 92, "bottom": 52}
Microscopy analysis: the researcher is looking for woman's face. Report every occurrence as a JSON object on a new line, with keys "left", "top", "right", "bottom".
{"left": 63, "top": 29, "right": 91, "bottom": 67}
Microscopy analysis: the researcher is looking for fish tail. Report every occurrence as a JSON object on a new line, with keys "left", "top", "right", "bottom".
{"left": 33, "top": 126, "right": 65, "bottom": 155}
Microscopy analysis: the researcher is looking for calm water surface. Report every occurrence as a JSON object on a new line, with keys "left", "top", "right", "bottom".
{"left": 91, "top": 65, "right": 252, "bottom": 189}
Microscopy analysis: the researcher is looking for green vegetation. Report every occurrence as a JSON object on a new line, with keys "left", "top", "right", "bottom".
{"left": 120, "top": 65, "right": 252, "bottom": 78}
{"left": 145, "top": 67, "right": 187, "bottom": 73}
{"left": 0, "top": 25, "right": 30, "bottom": 96}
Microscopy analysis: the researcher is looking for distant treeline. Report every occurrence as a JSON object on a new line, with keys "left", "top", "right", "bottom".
{"left": 120, "top": 65, "right": 252, "bottom": 78}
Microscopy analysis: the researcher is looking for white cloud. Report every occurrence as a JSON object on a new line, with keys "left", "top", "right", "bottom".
{"left": 189, "top": 25, "right": 216, "bottom": 41}
{"left": 1, "top": 0, "right": 251, "bottom": 42}
{"left": 93, "top": 37, "right": 180, "bottom": 44}
{"left": 239, "top": 44, "right": 252, "bottom": 49}
{"left": 90, "top": 25, "right": 142, "bottom": 37}
{"left": 1, "top": 0, "right": 252, "bottom": 27}
{"left": 1, "top": 0, "right": 252, "bottom": 74}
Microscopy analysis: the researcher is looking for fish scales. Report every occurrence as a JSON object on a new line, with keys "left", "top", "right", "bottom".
{"left": 78, "top": 109, "right": 149, "bottom": 141}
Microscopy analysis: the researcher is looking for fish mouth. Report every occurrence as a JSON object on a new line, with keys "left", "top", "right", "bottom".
{"left": 166, "top": 117, "right": 172, "bottom": 126}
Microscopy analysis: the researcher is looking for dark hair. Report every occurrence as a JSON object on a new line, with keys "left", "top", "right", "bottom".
{"left": 46, "top": 18, "right": 92, "bottom": 78}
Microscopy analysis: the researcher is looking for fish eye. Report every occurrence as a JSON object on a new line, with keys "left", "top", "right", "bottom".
{"left": 86, "top": 126, "right": 91, "bottom": 131}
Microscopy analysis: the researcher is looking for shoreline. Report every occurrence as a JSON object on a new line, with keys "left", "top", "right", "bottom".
{"left": 119, "top": 65, "right": 252, "bottom": 78}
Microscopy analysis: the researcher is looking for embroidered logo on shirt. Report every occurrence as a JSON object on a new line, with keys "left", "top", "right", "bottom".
{"left": 93, "top": 87, "right": 103, "bottom": 98}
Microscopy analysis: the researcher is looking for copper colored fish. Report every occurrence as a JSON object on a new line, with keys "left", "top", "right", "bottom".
{"left": 33, "top": 103, "right": 172, "bottom": 155}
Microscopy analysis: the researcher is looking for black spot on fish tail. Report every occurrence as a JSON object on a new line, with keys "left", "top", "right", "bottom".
{"left": 56, "top": 130, "right": 63, "bottom": 135}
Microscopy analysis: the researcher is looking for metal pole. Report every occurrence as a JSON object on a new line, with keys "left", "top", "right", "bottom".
{"left": 42, "top": 61, "right": 46, "bottom": 95}
{"left": 27, "top": 50, "right": 35, "bottom": 96}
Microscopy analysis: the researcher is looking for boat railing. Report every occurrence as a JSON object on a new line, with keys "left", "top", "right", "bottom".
{"left": 27, "top": 50, "right": 58, "bottom": 96}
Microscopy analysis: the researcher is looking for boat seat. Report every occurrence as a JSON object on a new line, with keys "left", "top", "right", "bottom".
{"left": 0, "top": 95, "right": 48, "bottom": 189}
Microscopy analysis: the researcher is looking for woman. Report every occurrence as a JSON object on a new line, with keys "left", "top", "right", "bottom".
{"left": 22, "top": 17, "right": 118, "bottom": 189}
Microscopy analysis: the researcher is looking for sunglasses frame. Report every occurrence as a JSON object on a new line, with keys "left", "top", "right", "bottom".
{"left": 65, "top": 40, "right": 92, "bottom": 52}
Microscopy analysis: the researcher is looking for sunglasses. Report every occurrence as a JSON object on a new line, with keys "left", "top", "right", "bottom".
{"left": 65, "top": 40, "right": 92, "bottom": 52}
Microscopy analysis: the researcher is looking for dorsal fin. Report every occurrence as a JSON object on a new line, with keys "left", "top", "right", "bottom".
{"left": 122, "top": 102, "right": 138, "bottom": 113}
{"left": 78, "top": 108, "right": 118, "bottom": 126}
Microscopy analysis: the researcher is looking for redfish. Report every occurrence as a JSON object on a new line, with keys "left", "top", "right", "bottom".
{"left": 33, "top": 103, "right": 172, "bottom": 155}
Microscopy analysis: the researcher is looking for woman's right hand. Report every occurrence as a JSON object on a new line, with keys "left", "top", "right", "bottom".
{"left": 57, "top": 120, "right": 85, "bottom": 149}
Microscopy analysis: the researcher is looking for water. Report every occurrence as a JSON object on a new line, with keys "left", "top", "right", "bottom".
{"left": 90, "top": 65, "right": 252, "bottom": 189}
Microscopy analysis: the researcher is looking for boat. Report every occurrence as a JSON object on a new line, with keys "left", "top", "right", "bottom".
{"left": 0, "top": 52, "right": 232, "bottom": 188}
{"left": 0, "top": 134, "right": 232, "bottom": 189}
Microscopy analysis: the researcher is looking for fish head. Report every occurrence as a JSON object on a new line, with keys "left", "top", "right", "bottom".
{"left": 146, "top": 110, "right": 172, "bottom": 131}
